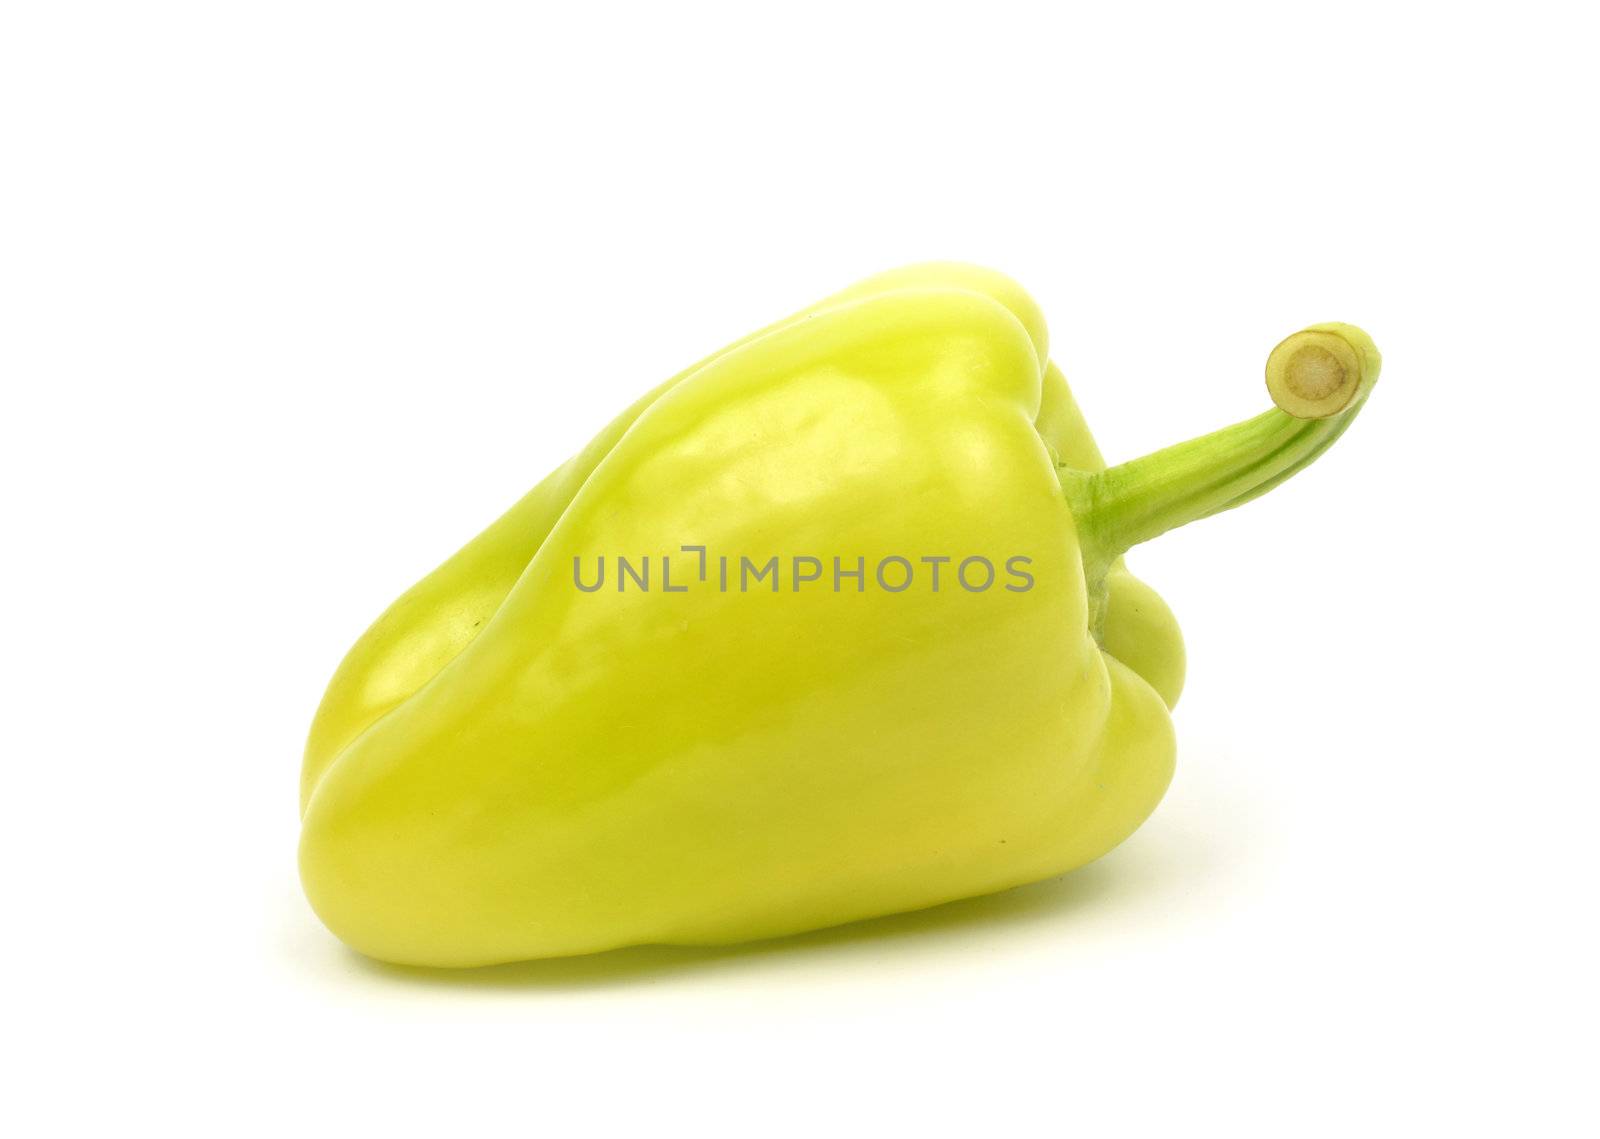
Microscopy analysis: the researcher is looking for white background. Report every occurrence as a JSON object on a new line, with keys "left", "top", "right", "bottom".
{"left": 4, "top": 2, "right": 1596, "bottom": 1134}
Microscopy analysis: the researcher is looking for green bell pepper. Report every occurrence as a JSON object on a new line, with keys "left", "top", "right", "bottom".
{"left": 300, "top": 264, "right": 1380, "bottom": 967}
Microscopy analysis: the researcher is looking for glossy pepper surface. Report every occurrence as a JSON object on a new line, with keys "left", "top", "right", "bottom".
{"left": 300, "top": 265, "right": 1380, "bottom": 967}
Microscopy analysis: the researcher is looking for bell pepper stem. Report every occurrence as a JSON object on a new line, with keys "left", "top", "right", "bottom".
{"left": 1059, "top": 323, "right": 1381, "bottom": 636}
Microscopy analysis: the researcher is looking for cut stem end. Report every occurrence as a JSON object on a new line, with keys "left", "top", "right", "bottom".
{"left": 1266, "top": 323, "right": 1382, "bottom": 419}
